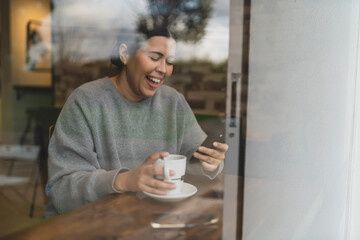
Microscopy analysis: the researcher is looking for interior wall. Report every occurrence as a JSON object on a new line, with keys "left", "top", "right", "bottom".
{"left": 0, "top": 0, "right": 13, "bottom": 142}
{"left": 0, "top": 6, "right": 2, "bottom": 137}
{"left": 10, "top": 0, "right": 51, "bottom": 87}
{"left": 1, "top": 0, "right": 53, "bottom": 143}
{"left": 242, "top": 0, "right": 359, "bottom": 239}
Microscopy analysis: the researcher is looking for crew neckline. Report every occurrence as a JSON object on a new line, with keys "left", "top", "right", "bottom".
{"left": 105, "top": 76, "right": 153, "bottom": 106}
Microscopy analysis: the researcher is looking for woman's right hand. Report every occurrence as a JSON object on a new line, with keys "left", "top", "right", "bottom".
{"left": 113, "top": 152, "right": 176, "bottom": 195}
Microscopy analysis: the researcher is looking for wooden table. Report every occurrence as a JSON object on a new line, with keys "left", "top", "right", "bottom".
{"left": 4, "top": 175, "right": 224, "bottom": 240}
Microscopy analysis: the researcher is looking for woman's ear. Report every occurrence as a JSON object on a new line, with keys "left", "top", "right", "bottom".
{"left": 119, "top": 43, "right": 129, "bottom": 65}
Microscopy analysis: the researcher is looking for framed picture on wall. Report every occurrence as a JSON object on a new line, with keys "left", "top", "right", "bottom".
{"left": 26, "top": 20, "right": 51, "bottom": 72}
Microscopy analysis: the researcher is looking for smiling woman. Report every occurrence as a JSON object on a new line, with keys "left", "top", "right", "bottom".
{"left": 45, "top": 26, "right": 228, "bottom": 215}
{"left": 111, "top": 34, "right": 176, "bottom": 102}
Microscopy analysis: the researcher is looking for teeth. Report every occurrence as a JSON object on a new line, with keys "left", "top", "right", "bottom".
{"left": 148, "top": 76, "right": 161, "bottom": 83}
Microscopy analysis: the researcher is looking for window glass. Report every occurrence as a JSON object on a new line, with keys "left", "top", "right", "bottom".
{"left": 0, "top": 0, "right": 229, "bottom": 238}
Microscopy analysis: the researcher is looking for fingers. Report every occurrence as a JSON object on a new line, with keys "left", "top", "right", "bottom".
{"left": 145, "top": 152, "right": 169, "bottom": 164}
{"left": 137, "top": 165, "right": 176, "bottom": 195}
{"left": 139, "top": 169, "right": 176, "bottom": 195}
{"left": 200, "top": 160, "right": 219, "bottom": 171}
{"left": 142, "top": 185, "right": 167, "bottom": 195}
{"left": 146, "top": 166, "right": 175, "bottom": 177}
{"left": 193, "top": 142, "right": 228, "bottom": 170}
{"left": 197, "top": 145, "right": 226, "bottom": 160}
{"left": 143, "top": 179, "right": 176, "bottom": 195}
{"left": 193, "top": 151, "right": 222, "bottom": 166}
{"left": 196, "top": 142, "right": 228, "bottom": 160}
{"left": 212, "top": 142, "right": 229, "bottom": 152}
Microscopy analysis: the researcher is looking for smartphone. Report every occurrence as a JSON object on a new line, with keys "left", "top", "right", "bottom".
{"left": 200, "top": 133, "right": 225, "bottom": 149}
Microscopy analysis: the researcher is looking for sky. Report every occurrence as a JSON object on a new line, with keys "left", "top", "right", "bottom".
{"left": 50, "top": 0, "right": 230, "bottom": 63}
{"left": 176, "top": 0, "right": 230, "bottom": 62}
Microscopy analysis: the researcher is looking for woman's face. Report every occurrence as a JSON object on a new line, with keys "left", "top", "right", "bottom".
{"left": 124, "top": 36, "right": 176, "bottom": 101}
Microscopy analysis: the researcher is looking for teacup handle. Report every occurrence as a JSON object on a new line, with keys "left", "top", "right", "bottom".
{"left": 164, "top": 165, "right": 171, "bottom": 180}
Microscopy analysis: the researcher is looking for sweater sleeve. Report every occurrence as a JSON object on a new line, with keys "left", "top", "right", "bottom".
{"left": 178, "top": 100, "right": 207, "bottom": 162}
{"left": 45, "top": 89, "right": 125, "bottom": 213}
{"left": 177, "top": 94, "right": 223, "bottom": 179}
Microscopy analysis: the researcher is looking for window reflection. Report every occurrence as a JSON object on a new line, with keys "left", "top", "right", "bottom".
{"left": 0, "top": 0, "right": 229, "bottom": 237}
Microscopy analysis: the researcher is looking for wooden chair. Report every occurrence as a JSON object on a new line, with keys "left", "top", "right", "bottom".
{"left": 19, "top": 107, "right": 61, "bottom": 217}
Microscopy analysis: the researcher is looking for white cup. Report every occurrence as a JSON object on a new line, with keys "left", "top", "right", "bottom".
{"left": 153, "top": 154, "right": 186, "bottom": 195}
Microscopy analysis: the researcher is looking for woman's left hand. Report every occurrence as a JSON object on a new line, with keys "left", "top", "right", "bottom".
{"left": 193, "top": 142, "right": 229, "bottom": 171}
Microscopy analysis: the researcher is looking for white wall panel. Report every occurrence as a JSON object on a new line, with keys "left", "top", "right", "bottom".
{"left": 242, "top": 0, "right": 359, "bottom": 239}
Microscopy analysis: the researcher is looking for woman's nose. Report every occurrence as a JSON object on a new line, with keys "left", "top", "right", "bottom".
{"left": 155, "top": 60, "right": 166, "bottom": 74}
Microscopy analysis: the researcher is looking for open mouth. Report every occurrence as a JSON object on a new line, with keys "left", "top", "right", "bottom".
{"left": 146, "top": 76, "right": 162, "bottom": 88}
{"left": 147, "top": 76, "right": 161, "bottom": 83}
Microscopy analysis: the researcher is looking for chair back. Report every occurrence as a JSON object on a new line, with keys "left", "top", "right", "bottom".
{"left": 49, "top": 125, "right": 55, "bottom": 139}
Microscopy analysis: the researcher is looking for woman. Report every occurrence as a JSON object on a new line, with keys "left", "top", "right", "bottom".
{"left": 46, "top": 28, "right": 228, "bottom": 214}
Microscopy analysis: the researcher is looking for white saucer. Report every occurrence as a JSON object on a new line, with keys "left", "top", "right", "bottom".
{"left": 143, "top": 183, "right": 197, "bottom": 202}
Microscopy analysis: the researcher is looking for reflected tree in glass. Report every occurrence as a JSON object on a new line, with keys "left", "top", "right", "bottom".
{"left": 138, "top": 0, "right": 214, "bottom": 43}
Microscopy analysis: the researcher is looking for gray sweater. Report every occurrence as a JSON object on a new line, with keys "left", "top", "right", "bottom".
{"left": 46, "top": 77, "right": 221, "bottom": 213}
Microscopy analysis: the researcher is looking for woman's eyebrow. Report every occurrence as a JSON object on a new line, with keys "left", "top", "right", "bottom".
{"left": 147, "top": 51, "right": 164, "bottom": 56}
{"left": 147, "top": 51, "right": 175, "bottom": 59}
